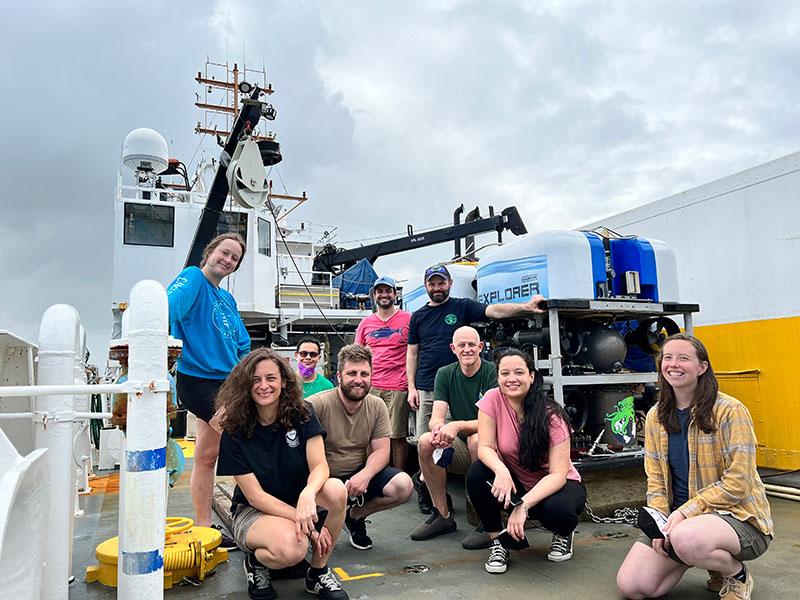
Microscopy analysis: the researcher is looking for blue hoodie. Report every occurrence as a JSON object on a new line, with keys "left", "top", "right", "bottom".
{"left": 167, "top": 266, "right": 251, "bottom": 378}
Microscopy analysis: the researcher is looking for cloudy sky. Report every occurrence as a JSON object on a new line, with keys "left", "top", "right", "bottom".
{"left": 2, "top": 0, "right": 799, "bottom": 363}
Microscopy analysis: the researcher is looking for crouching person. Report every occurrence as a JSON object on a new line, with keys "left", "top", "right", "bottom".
{"left": 617, "top": 334, "right": 772, "bottom": 600}
{"left": 466, "top": 349, "right": 586, "bottom": 573}
{"left": 310, "top": 344, "right": 413, "bottom": 550}
{"left": 216, "top": 348, "right": 350, "bottom": 600}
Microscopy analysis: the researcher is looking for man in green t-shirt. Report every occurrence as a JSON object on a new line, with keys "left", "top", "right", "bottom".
{"left": 294, "top": 336, "right": 334, "bottom": 397}
{"left": 410, "top": 326, "right": 497, "bottom": 548}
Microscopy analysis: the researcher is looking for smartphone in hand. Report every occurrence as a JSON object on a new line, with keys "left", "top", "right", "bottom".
{"left": 497, "top": 528, "right": 530, "bottom": 550}
{"left": 485, "top": 480, "right": 524, "bottom": 507}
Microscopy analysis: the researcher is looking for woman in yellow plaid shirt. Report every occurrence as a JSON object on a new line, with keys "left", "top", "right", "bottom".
{"left": 616, "top": 333, "right": 772, "bottom": 600}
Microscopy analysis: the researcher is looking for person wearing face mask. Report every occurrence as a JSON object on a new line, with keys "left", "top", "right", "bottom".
{"left": 168, "top": 232, "right": 252, "bottom": 548}
{"left": 295, "top": 337, "right": 334, "bottom": 398}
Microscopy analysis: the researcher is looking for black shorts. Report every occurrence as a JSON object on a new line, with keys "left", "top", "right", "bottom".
{"left": 335, "top": 465, "right": 404, "bottom": 503}
{"left": 175, "top": 372, "right": 225, "bottom": 423}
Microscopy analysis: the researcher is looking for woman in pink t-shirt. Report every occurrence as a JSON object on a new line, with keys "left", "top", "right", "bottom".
{"left": 466, "top": 349, "right": 585, "bottom": 574}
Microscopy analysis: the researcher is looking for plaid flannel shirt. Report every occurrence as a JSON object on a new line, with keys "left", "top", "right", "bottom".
{"left": 644, "top": 392, "right": 773, "bottom": 536}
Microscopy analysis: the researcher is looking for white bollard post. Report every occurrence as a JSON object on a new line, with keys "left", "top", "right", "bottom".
{"left": 34, "top": 304, "right": 81, "bottom": 600}
{"left": 118, "top": 281, "right": 169, "bottom": 600}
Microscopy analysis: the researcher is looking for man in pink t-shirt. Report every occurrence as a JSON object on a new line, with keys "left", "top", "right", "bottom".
{"left": 355, "top": 276, "right": 412, "bottom": 469}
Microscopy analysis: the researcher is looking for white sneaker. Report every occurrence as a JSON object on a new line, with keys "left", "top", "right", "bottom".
{"left": 485, "top": 538, "right": 509, "bottom": 574}
{"left": 547, "top": 531, "right": 574, "bottom": 562}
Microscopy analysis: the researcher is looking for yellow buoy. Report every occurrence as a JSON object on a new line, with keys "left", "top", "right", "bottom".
{"left": 86, "top": 517, "right": 229, "bottom": 588}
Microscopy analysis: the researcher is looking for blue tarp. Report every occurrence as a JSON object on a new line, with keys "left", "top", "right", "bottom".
{"left": 333, "top": 259, "right": 378, "bottom": 308}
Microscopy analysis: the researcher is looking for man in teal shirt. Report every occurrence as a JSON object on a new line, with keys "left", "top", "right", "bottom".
{"left": 410, "top": 326, "right": 496, "bottom": 548}
{"left": 295, "top": 336, "right": 334, "bottom": 397}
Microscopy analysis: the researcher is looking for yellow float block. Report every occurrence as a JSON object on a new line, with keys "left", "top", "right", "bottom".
{"left": 86, "top": 517, "right": 229, "bottom": 588}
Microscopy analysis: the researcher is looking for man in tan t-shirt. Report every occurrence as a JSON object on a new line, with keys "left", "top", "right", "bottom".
{"left": 309, "top": 344, "right": 413, "bottom": 551}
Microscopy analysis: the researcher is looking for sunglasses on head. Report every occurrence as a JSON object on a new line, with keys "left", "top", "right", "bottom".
{"left": 297, "top": 351, "right": 319, "bottom": 358}
{"left": 426, "top": 265, "right": 447, "bottom": 275}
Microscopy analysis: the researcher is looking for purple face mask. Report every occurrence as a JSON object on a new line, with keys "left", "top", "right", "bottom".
{"left": 298, "top": 363, "right": 316, "bottom": 379}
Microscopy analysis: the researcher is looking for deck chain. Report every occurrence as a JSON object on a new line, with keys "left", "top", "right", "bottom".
{"left": 584, "top": 503, "right": 638, "bottom": 525}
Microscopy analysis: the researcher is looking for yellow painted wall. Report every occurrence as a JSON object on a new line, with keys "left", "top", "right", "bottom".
{"left": 695, "top": 316, "right": 800, "bottom": 470}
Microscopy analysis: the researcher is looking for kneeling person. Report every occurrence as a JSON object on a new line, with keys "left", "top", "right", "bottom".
{"left": 411, "top": 326, "right": 497, "bottom": 548}
{"left": 310, "top": 344, "right": 413, "bottom": 550}
{"left": 216, "top": 348, "right": 350, "bottom": 600}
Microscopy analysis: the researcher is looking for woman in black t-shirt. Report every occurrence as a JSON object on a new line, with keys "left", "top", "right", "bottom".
{"left": 216, "top": 348, "right": 350, "bottom": 600}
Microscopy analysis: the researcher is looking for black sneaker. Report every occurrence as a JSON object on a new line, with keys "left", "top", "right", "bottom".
{"left": 243, "top": 553, "right": 277, "bottom": 600}
{"left": 344, "top": 509, "right": 373, "bottom": 550}
{"left": 547, "top": 531, "right": 574, "bottom": 562}
{"left": 412, "top": 471, "right": 432, "bottom": 514}
{"left": 485, "top": 537, "right": 509, "bottom": 574}
{"left": 305, "top": 567, "right": 349, "bottom": 599}
{"left": 211, "top": 523, "right": 238, "bottom": 550}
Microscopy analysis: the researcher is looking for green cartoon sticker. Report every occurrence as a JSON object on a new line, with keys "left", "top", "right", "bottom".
{"left": 605, "top": 396, "right": 635, "bottom": 444}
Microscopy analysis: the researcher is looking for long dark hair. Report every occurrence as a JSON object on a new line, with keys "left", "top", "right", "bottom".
{"left": 656, "top": 333, "right": 718, "bottom": 434}
{"left": 216, "top": 348, "right": 309, "bottom": 438}
{"left": 497, "top": 349, "right": 572, "bottom": 471}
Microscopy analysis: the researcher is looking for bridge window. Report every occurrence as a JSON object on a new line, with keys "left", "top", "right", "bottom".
{"left": 123, "top": 203, "right": 174, "bottom": 247}
{"left": 258, "top": 218, "right": 271, "bottom": 256}
{"left": 215, "top": 212, "right": 248, "bottom": 240}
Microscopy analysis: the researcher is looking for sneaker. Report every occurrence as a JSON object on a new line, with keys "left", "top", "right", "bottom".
{"left": 344, "top": 509, "right": 373, "bottom": 550}
{"left": 305, "top": 567, "right": 349, "bottom": 599}
{"left": 272, "top": 558, "right": 311, "bottom": 580}
{"left": 718, "top": 567, "right": 753, "bottom": 600}
{"left": 412, "top": 471, "right": 433, "bottom": 514}
{"left": 243, "top": 553, "right": 276, "bottom": 600}
{"left": 547, "top": 531, "right": 574, "bottom": 562}
{"left": 485, "top": 537, "right": 509, "bottom": 574}
{"left": 707, "top": 570, "right": 724, "bottom": 592}
{"left": 462, "top": 523, "right": 492, "bottom": 550}
{"left": 410, "top": 507, "right": 457, "bottom": 541}
{"left": 211, "top": 523, "right": 239, "bottom": 550}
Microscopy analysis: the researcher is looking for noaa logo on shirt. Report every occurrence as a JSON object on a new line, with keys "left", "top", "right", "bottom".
{"left": 444, "top": 314, "right": 457, "bottom": 325}
{"left": 285, "top": 428, "right": 299, "bottom": 448}
{"left": 212, "top": 301, "right": 238, "bottom": 338}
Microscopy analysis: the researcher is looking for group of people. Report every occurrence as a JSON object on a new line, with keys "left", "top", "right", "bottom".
{"left": 167, "top": 233, "right": 772, "bottom": 600}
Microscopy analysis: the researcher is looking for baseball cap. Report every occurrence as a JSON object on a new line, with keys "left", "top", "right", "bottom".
{"left": 424, "top": 264, "right": 451, "bottom": 282}
{"left": 372, "top": 276, "right": 397, "bottom": 291}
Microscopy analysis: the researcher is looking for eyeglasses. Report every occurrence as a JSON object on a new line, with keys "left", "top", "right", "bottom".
{"left": 426, "top": 265, "right": 447, "bottom": 275}
{"left": 297, "top": 351, "right": 319, "bottom": 358}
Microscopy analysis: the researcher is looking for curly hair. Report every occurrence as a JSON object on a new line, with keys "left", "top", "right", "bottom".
{"left": 656, "top": 333, "right": 718, "bottom": 434}
{"left": 216, "top": 348, "right": 309, "bottom": 437}
{"left": 496, "top": 348, "right": 572, "bottom": 471}
{"left": 200, "top": 232, "right": 246, "bottom": 272}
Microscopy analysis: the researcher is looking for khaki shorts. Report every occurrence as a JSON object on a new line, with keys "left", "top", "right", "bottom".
{"left": 414, "top": 389, "right": 435, "bottom": 438}
{"left": 230, "top": 503, "right": 264, "bottom": 552}
{"left": 636, "top": 512, "right": 772, "bottom": 563}
{"left": 370, "top": 387, "right": 410, "bottom": 438}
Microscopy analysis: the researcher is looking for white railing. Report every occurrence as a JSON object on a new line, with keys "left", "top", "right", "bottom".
{"left": 0, "top": 280, "right": 170, "bottom": 600}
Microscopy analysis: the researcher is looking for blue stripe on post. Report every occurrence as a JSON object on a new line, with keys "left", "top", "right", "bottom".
{"left": 122, "top": 549, "right": 164, "bottom": 575}
{"left": 125, "top": 447, "right": 166, "bottom": 472}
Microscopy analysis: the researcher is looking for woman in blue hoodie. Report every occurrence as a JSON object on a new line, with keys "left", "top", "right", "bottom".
{"left": 167, "top": 232, "right": 251, "bottom": 545}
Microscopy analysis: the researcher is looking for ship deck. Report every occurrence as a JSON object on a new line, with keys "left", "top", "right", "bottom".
{"left": 71, "top": 461, "right": 799, "bottom": 599}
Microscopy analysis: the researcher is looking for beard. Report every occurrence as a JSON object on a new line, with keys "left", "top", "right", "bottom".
{"left": 375, "top": 295, "right": 394, "bottom": 308}
{"left": 427, "top": 288, "right": 451, "bottom": 303}
{"left": 340, "top": 380, "right": 369, "bottom": 402}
